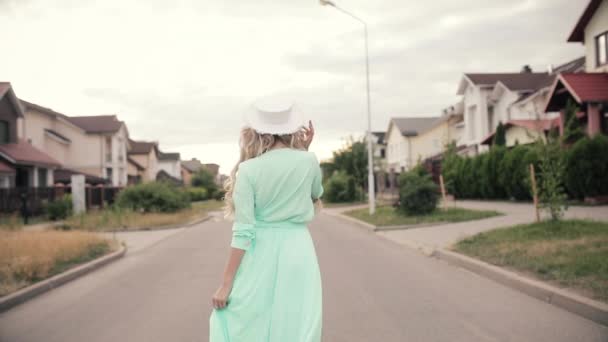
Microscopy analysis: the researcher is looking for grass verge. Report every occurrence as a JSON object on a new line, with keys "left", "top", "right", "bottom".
{"left": 60, "top": 200, "right": 224, "bottom": 232}
{"left": 0, "top": 230, "right": 116, "bottom": 296}
{"left": 454, "top": 219, "right": 608, "bottom": 303}
{"left": 344, "top": 206, "right": 500, "bottom": 227}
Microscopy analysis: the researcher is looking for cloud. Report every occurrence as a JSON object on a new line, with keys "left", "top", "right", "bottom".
{"left": 0, "top": 0, "right": 589, "bottom": 173}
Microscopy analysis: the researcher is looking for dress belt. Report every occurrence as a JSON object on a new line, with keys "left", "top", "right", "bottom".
{"left": 254, "top": 221, "right": 308, "bottom": 229}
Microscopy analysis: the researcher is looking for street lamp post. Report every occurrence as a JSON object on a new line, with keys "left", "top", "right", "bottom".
{"left": 320, "top": 0, "right": 375, "bottom": 215}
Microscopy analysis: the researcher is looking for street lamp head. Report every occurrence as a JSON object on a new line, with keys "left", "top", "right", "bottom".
{"left": 319, "top": 0, "right": 335, "bottom": 7}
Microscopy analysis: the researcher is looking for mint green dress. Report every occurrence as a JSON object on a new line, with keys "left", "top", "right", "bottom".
{"left": 209, "top": 148, "right": 324, "bottom": 342}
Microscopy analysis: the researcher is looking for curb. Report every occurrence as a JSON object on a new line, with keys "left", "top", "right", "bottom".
{"left": 0, "top": 245, "right": 127, "bottom": 313}
{"left": 112, "top": 214, "right": 213, "bottom": 232}
{"left": 323, "top": 210, "right": 377, "bottom": 231}
{"left": 435, "top": 249, "right": 608, "bottom": 326}
{"left": 323, "top": 210, "right": 447, "bottom": 232}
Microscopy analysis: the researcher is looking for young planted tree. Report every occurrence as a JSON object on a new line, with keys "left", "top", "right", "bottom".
{"left": 536, "top": 137, "right": 568, "bottom": 221}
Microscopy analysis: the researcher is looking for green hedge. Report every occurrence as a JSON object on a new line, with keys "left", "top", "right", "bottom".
{"left": 187, "top": 187, "right": 209, "bottom": 202}
{"left": 323, "top": 171, "right": 359, "bottom": 203}
{"left": 565, "top": 135, "right": 608, "bottom": 199}
{"left": 442, "top": 135, "right": 608, "bottom": 201}
{"left": 116, "top": 182, "right": 190, "bottom": 213}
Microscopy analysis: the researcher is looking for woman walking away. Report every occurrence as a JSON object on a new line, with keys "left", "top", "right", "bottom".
{"left": 209, "top": 96, "right": 324, "bottom": 342}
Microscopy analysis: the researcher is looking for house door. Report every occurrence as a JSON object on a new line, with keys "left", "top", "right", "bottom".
{"left": 15, "top": 167, "right": 29, "bottom": 188}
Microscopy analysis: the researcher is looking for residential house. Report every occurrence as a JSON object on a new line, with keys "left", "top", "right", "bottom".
{"left": 545, "top": 0, "right": 608, "bottom": 136}
{"left": 0, "top": 83, "right": 60, "bottom": 188}
{"left": 181, "top": 158, "right": 204, "bottom": 185}
{"left": 456, "top": 69, "right": 557, "bottom": 154}
{"left": 20, "top": 101, "right": 130, "bottom": 187}
{"left": 477, "top": 57, "right": 586, "bottom": 148}
{"left": 128, "top": 140, "right": 160, "bottom": 183}
{"left": 158, "top": 152, "right": 182, "bottom": 181}
{"left": 127, "top": 157, "right": 145, "bottom": 185}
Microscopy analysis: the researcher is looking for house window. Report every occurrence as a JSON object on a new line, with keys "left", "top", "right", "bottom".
{"left": 468, "top": 106, "right": 477, "bottom": 141}
{"left": 597, "top": 32, "right": 608, "bottom": 67}
{"left": 106, "top": 167, "right": 113, "bottom": 182}
{"left": 38, "top": 168, "right": 48, "bottom": 187}
{"left": 380, "top": 148, "right": 385, "bottom": 158}
{"left": 0, "top": 120, "right": 9, "bottom": 144}
{"left": 105, "top": 137, "right": 112, "bottom": 162}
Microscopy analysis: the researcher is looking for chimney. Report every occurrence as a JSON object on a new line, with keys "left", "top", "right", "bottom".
{"left": 521, "top": 65, "right": 532, "bottom": 73}
{"left": 547, "top": 64, "right": 554, "bottom": 74}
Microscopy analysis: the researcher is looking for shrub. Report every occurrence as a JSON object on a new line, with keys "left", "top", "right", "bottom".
{"left": 187, "top": 187, "right": 209, "bottom": 202}
{"left": 191, "top": 168, "right": 218, "bottom": 197}
{"left": 398, "top": 169, "right": 439, "bottom": 215}
{"left": 565, "top": 135, "right": 608, "bottom": 199}
{"left": 46, "top": 195, "right": 73, "bottom": 221}
{"left": 441, "top": 143, "right": 462, "bottom": 195}
{"left": 323, "top": 171, "right": 358, "bottom": 203}
{"left": 494, "top": 122, "right": 506, "bottom": 146}
{"left": 482, "top": 147, "right": 507, "bottom": 199}
{"left": 498, "top": 145, "right": 532, "bottom": 200}
{"left": 116, "top": 182, "right": 190, "bottom": 213}
{"left": 213, "top": 189, "right": 226, "bottom": 201}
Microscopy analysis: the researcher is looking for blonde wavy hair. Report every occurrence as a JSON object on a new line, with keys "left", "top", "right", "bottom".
{"left": 223, "top": 127, "right": 307, "bottom": 217}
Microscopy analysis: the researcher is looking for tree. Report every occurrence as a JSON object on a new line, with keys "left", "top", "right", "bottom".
{"left": 536, "top": 137, "right": 568, "bottom": 221}
{"left": 192, "top": 167, "right": 218, "bottom": 196}
{"left": 493, "top": 122, "right": 507, "bottom": 147}
{"left": 330, "top": 137, "right": 368, "bottom": 198}
{"left": 562, "top": 99, "right": 585, "bottom": 145}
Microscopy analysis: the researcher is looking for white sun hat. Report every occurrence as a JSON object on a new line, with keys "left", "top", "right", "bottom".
{"left": 244, "top": 96, "right": 305, "bottom": 135}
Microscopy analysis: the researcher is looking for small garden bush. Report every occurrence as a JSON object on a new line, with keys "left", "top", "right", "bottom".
{"left": 323, "top": 171, "right": 358, "bottom": 203}
{"left": 398, "top": 168, "right": 439, "bottom": 215}
{"left": 187, "top": 187, "right": 209, "bottom": 202}
{"left": 565, "top": 135, "right": 608, "bottom": 199}
{"left": 191, "top": 168, "right": 218, "bottom": 198}
{"left": 115, "top": 182, "right": 190, "bottom": 213}
{"left": 46, "top": 195, "right": 73, "bottom": 221}
{"left": 213, "top": 189, "right": 226, "bottom": 201}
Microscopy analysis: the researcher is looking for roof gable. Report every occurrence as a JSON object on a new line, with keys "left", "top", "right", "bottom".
{"left": 66, "top": 115, "right": 124, "bottom": 134}
{"left": 128, "top": 139, "right": 159, "bottom": 155}
{"left": 0, "top": 83, "right": 25, "bottom": 118}
{"left": 568, "top": 0, "right": 603, "bottom": 42}
{"left": 544, "top": 73, "right": 608, "bottom": 111}
{"left": 389, "top": 117, "right": 440, "bottom": 137}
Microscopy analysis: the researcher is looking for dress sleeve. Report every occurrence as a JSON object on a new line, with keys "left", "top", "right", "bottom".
{"left": 311, "top": 154, "right": 324, "bottom": 200}
{"left": 231, "top": 164, "right": 256, "bottom": 251}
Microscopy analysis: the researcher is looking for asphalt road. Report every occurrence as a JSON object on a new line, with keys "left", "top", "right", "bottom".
{"left": 1, "top": 213, "right": 606, "bottom": 342}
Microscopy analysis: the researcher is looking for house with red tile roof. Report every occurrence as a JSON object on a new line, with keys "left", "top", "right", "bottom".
{"left": 544, "top": 0, "right": 608, "bottom": 136}
{"left": 20, "top": 100, "right": 131, "bottom": 186}
{"left": 0, "top": 83, "right": 60, "bottom": 188}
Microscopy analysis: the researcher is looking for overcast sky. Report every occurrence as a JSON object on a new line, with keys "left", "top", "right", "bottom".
{"left": 0, "top": 0, "right": 587, "bottom": 173}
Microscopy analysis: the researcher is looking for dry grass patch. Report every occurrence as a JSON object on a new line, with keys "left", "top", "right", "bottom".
{"left": 0, "top": 230, "right": 116, "bottom": 296}
{"left": 455, "top": 220, "right": 608, "bottom": 303}
{"left": 62, "top": 200, "right": 224, "bottom": 232}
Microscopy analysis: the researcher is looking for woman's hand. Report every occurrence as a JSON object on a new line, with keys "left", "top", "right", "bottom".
{"left": 212, "top": 282, "right": 233, "bottom": 310}
{"left": 303, "top": 120, "right": 315, "bottom": 150}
